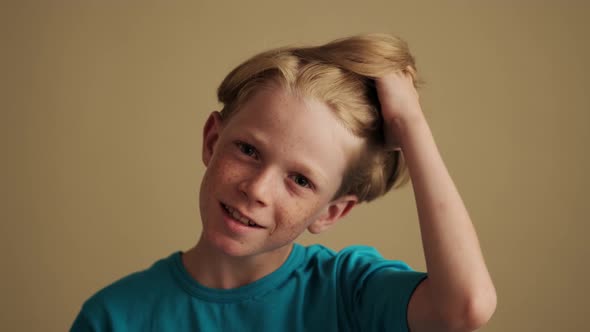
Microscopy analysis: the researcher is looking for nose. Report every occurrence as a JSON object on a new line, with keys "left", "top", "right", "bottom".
{"left": 238, "top": 168, "right": 274, "bottom": 207}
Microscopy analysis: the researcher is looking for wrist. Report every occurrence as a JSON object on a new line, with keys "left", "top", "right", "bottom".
{"left": 384, "top": 110, "right": 429, "bottom": 149}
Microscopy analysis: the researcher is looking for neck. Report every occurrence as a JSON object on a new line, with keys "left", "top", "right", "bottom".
{"left": 182, "top": 238, "right": 293, "bottom": 289}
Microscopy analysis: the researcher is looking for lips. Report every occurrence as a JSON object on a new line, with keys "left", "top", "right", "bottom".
{"left": 221, "top": 203, "right": 263, "bottom": 228}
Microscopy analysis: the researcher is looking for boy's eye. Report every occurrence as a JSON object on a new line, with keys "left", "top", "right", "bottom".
{"left": 236, "top": 142, "right": 258, "bottom": 159}
{"left": 291, "top": 174, "right": 312, "bottom": 189}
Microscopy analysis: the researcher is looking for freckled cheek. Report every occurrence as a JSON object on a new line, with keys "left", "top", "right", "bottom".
{"left": 210, "top": 157, "right": 247, "bottom": 185}
{"left": 275, "top": 200, "right": 321, "bottom": 232}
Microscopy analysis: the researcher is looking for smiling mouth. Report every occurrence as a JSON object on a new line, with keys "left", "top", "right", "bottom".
{"left": 221, "top": 203, "right": 263, "bottom": 228}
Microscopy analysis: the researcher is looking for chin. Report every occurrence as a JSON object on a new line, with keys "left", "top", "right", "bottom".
{"left": 205, "top": 231, "right": 256, "bottom": 258}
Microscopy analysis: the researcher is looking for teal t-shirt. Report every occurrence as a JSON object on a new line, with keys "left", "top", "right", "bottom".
{"left": 70, "top": 244, "right": 427, "bottom": 332}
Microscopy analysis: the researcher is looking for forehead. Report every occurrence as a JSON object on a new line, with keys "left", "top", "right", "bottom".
{"left": 223, "top": 86, "right": 364, "bottom": 187}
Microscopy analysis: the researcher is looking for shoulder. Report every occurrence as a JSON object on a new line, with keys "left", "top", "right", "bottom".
{"left": 296, "top": 244, "right": 426, "bottom": 330}
{"left": 300, "top": 243, "right": 383, "bottom": 259}
{"left": 297, "top": 243, "right": 426, "bottom": 300}
{"left": 300, "top": 243, "right": 414, "bottom": 272}
{"left": 302, "top": 245, "right": 427, "bottom": 331}
{"left": 71, "top": 252, "right": 180, "bottom": 331}
{"left": 80, "top": 252, "right": 177, "bottom": 314}
{"left": 296, "top": 243, "right": 419, "bottom": 289}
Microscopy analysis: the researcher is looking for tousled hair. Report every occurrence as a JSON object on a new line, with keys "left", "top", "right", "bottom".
{"left": 217, "top": 33, "right": 421, "bottom": 203}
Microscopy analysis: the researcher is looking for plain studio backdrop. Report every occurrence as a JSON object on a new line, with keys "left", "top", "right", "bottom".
{"left": 1, "top": 1, "right": 588, "bottom": 331}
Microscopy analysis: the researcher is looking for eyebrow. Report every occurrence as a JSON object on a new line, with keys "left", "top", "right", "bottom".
{"left": 242, "top": 131, "right": 329, "bottom": 186}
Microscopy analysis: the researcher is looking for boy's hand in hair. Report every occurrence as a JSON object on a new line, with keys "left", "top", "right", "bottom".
{"left": 376, "top": 67, "right": 497, "bottom": 331}
{"left": 375, "top": 68, "right": 423, "bottom": 151}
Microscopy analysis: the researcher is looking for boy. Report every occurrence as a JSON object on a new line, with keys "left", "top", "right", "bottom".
{"left": 71, "top": 34, "right": 496, "bottom": 331}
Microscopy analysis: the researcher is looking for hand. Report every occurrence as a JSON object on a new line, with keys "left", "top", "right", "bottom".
{"left": 375, "top": 68, "right": 423, "bottom": 150}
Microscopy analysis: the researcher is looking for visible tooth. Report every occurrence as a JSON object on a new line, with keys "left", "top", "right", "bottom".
{"left": 227, "top": 205, "right": 255, "bottom": 226}
{"left": 231, "top": 210, "right": 243, "bottom": 221}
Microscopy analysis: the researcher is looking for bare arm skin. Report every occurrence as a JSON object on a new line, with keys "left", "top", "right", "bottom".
{"left": 376, "top": 71, "right": 497, "bottom": 332}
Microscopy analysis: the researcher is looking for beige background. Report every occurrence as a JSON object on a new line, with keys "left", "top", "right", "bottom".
{"left": 2, "top": 1, "right": 589, "bottom": 331}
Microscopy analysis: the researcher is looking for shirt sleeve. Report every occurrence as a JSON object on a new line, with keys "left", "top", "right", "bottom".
{"left": 70, "top": 309, "right": 97, "bottom": 332}
{"left": 336, "top": 246, "right": 428, "bottom": 332}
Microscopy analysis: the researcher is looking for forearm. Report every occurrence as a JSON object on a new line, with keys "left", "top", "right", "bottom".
{"left": 393, "top": 111, "right": 496, "bottom": 323}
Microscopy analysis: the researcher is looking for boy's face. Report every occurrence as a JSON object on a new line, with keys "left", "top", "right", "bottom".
{"left": 199, "top": 85, "right": 363, "bottom": 259}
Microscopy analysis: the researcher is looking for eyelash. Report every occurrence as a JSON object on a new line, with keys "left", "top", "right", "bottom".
{"left": 236, "top": 141, "right": 259, "bottom": 160}
{"left": 234, "top": 141, "right": 314, "bottom": 190}
{"left": 290, "top": 174, "right": 312, "bottom": 189}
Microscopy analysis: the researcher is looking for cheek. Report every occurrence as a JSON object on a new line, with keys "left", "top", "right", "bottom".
{"left": 209, "top": 154, "right": 245, "bottom": 185}
{"left": 200, "top": 155, "right": 243, "bottom": 213}
{"left": 275, "top": 198, "right": 325, "bottom": 232}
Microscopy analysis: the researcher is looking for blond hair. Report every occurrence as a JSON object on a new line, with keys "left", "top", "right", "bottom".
{"left": 217, "top": 33, "right": 421, "bottom": 203}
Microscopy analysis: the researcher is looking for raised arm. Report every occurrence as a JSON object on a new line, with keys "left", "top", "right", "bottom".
{"left": 376, "top": 70, "right": 497, "bottom": 332}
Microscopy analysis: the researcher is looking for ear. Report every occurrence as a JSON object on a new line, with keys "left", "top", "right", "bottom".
{"left": 202, "top": 111, "right": 223, "bottom": 167}
{"left": 308, "top": 195, "right": 358, "bottom": 234}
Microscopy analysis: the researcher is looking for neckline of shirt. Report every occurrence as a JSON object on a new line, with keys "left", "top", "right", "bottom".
{"left": 168, "top": 243, "right": 305, "bottom": 302}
